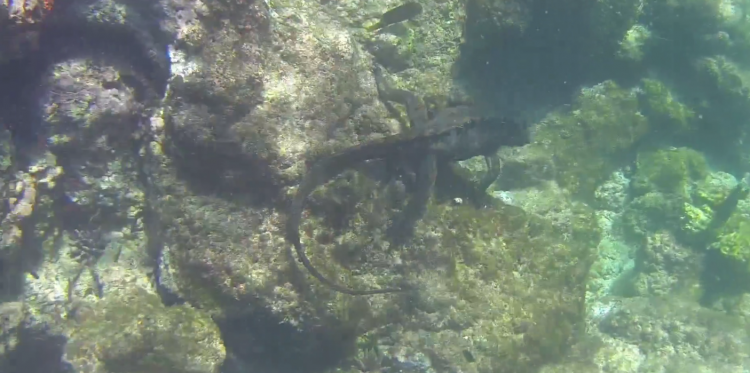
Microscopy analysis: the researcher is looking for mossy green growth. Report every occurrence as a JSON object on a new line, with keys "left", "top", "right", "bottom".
{"left": 620, "top": 192, "right": 687, "bottom": 240}
{"left": 64, "top": 287, "right": 225, "bottom": 373}
{"left": 681, "top": 202, "right": 713, "bottom": 235}
{"left": 536, "top": 80, "right": 648, "bottom": 199}
{"left": 632, "top": 147, "right": 709, "bottom": 197}
{"left": 640, "top": 78, "right": 696, "bottom": 133}
{"left": 693, "top": 171, "right": 738, "bottom": 208}
{"left": 695, "top": 56, "right": 750, "bottom": 101}
{"left": 713, "top": 210, "right": 750, "bottom": 269}
{"left": 617, "top": 24, "right": 651, "bottom": 61}
{"left": 390, "top": 201, "right": 599, "bottom": 373}
{"left": 723, "top": 1, "right": 750, "bottom": 64}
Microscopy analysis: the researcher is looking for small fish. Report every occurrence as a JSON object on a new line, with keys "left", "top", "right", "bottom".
{"left": 366, "top": 2, "right": 423, "bottom": 31}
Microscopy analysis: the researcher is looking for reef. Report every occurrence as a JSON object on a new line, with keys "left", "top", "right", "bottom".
{"left": 1, "top": 0, "right": 750, "bottom": 372}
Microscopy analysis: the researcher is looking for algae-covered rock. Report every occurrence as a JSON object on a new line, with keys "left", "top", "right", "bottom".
{"left": 712, "top": 197, "right": 750, "bottom": 271}
{"left": 158, "top": 156, "right": 598, "bottom": 372}
{"left": 617, "top": 24, "right": 652, "bottom": 62}
{"left": 632, "top": 147, "right": 708, "bottom": 197}
{"left": 0, "top": 2, "right": 233, "bottom": 371}
{"left": 629, "top": 231, "right": 703, "bottom": 298}
{"left": 693, "top": 171, "right": 739, "bottom": 208}
{"left": 342, "top": 201, "right": 599, "bottom": 373}
{"left": 619, "top": 191, "right": 685, "bottom": 241}
{"left": 0, "top": 302, "right": 24, "bottom": 357}
{"left": 599, "top": 296, "right": 750, "bottom": 371}
{"left": 16, "top": 174, "right": 225, "bottom": 373}
{"left": 620, "top": 148, "right": 739, "bottom": 244}
{"left": 689, "top": 55, "right": 750, "bottom": 165}
{"left": 64, "top": 287, "right": 224, "bottom": 373}
{"left": 694, "top": 55, "right": 750, "bottom": 102}
{"left": 534, "top": 80, "right": 648, "bottom": 199}
{"left": 639, "top": 79, "right": 696, "bottom": 134}
{"left": 678, "top": 171, "right": 739, "bottom": 237}
{"left": 357, "top": 0, "right": 468, "bottom": 100}
{"left": 594, "top": 171, "right": 630, "bottom": 212}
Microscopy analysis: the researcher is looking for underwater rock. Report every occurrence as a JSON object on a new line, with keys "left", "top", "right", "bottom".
{"left": 599, "top": 296, "right": 750, "bottom": 371}
{"left": 594, "top": 171, "right": 629, "bottom": 212}
{"left": 63, "top": 287, "right": 224, "bottom": 373}
{"left": 630, "top": 231, "right": 703, "bottom": 298}
{"left": 632, "top": 147, "right": 709, "bottom": 198}
{"left": 0, "top": 1, "right": 246, "bottom": 372}
{"left": 534, "top": 80, "right": 648, "bottom": 200}
{"left": 0, "top": 0, "right": 171, "bottom": 147}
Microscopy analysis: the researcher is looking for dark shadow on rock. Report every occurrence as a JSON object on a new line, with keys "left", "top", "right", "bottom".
{"left": 163, "top": 74, "right": 283, "bottom": 208}
{"left": 163, "top": 112, "right": 283, "bottom": 208}
{"left": 0, "top": 0, "right": 172, "bottom": 301}
{"left": 0, "top": 0, "right": 171, "bottom": 158}
{"left": 0, "top": 326, "right": 72, "bottom": 373}
{"left": 215, "top": 308, "right": 353, "bottom": 373}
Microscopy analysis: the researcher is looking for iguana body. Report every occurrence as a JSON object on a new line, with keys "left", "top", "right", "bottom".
{"left": 286, "top": 66, "right": 529, "bottom": 295}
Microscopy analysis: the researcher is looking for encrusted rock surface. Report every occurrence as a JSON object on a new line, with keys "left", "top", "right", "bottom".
{"left": 3, "top": 0, "right": 750, "bottom": 372}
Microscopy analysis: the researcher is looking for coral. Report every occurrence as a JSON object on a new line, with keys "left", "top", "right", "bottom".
{"left": 632, "top": 147, "right": 708, "bottom": 197}
{"left": 535, "top": 80, "right": 648, "bottom": 199}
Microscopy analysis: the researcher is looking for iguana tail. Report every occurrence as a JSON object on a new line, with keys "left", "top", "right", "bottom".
{"left": 286, "top": 152, "right": 406, "bottom": 295}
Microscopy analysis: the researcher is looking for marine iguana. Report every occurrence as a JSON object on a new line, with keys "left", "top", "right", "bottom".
{"left": 285, "top": 66, "right": 530, "bottom": 295}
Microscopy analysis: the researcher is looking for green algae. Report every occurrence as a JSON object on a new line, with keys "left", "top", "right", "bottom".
{"left": 535, "top": 80, "right": 648, "bottom": 199}
{"left": 64, "top": 287, "right": 224, "bottom": 373}
{"left": 640, "top": 79, "right": 696, "bottom": 133}
{"left": 632, "top": 147, "right": 709, "bottom": 197}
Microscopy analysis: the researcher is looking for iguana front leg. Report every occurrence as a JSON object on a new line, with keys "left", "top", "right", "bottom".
{"left": 479, "top": 154, "right": 503, "bottom": 191}
{"left": 372, "top": 63, "right": 429, "bottom": 192}
{"left": 435, "top": 162, "right": 496, "bottom": 209}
